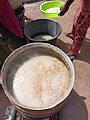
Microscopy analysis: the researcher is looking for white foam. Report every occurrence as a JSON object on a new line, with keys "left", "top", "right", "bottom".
{"left": 8, "top": 55, "right": 70, "bottom": 109}
{"left": 46, "top": 7, "right": 60, "bottom": 13}
{"left": 33, "top": 34, "right": 53, "bottom": 41}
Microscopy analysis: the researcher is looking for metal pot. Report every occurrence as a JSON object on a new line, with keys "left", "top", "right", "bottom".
{"left": 1, "top": 43, "right": 75, "bottom": 119}
{"left": 24, "top": 19, "right": 62, "bottom": 45}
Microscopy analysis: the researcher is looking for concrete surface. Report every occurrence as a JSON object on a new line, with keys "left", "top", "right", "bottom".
{"left": 0, "top": 0, "right": 90, "bottom": 119}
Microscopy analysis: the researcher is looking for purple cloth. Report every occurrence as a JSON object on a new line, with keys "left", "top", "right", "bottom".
{"left": 0, "top": 0, "right": 23, "bottom": 38}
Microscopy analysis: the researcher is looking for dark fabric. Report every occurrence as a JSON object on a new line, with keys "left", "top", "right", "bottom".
{"left": 0, "top": 0, "right": 23, "bottom": 37}
{"left": 0, "top": 36, "right": 10, "bottom": 67}
{"left": 0, "top": 23, "right": 26, "bottom": 50}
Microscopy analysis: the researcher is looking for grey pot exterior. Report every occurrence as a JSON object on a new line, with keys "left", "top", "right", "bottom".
{"left": 1, "top": 43, "right": 75, "bottom": 119}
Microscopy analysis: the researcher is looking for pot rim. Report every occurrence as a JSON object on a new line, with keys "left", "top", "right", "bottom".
{"left": 1, "top": 42, "right": 75, "bottom": 111}
{"left": 24, "top": 18, "right": 62, "bottom": 42}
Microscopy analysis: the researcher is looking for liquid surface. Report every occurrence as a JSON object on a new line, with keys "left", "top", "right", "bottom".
{"left": 46, "top": 7, "right": 60, "bottom": 13}
{"left": 8, "top": 54, "right": 70, "bottom": 109}
{"left": 33, "top": 34, "right": 53, "bottom": 41}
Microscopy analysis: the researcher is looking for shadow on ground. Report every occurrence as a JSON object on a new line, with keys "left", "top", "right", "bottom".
{"left": 55, "top": 39, "right": 71, "bottom": 53}
{"left": 22, "top": 0, "right": 42, "bottom": 5}
{"left": 56, "top": 38, "right": 90, "bottom": 64}
{"left": 0, "top": 86, "right": 10, "bottom": 120}
{"left": 59, "top": 89, "right": 88, "bottom": 120}
{"left": 76, "top": 38, "right": 90, "bottom": 64}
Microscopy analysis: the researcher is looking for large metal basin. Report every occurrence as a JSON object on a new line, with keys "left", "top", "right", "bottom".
{"left": 1, "top": 43, "right": 75, "bottom": 119}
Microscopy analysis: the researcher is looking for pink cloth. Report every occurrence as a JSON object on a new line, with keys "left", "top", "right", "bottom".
{"left": 70, "top": 0, "right": 90, "bottom": 56}
{"left": 0, "top": 0, "right": 23, "bottom": 38}
{"left": 81, "top": 0, "right": 90, "bottom": 11}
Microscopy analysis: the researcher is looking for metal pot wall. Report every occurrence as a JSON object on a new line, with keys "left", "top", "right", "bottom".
{"left": 24, "top": 19, "right": 62, "bottom": 46}
{"left": 1, "top": 43, "right": 75, "bottom": 119}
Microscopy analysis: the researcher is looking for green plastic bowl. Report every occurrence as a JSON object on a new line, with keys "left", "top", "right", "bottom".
{"left": 40, "top": 1, "right": 64, "bottom": 18}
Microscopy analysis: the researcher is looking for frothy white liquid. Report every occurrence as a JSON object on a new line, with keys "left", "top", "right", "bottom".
{"left": 8, "top": 55, "right": 70, "bottom": 109}
{"left": 33, "top": 34, "right": 53, "bottom": 41}
{"left": 46, "top": 7, "right": 60, "bottom": 13}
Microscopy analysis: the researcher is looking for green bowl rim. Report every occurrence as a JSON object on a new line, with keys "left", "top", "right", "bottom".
{"left": 40, "top": 1, "right": 64, "bottom": 13}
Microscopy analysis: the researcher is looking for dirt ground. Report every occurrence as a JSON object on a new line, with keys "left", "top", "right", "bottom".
{"left": 0, "top": 0, "right": 90, "bottom": 120}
